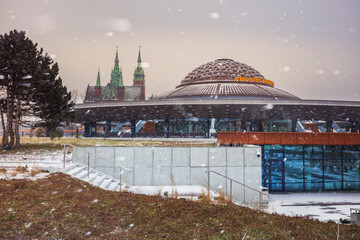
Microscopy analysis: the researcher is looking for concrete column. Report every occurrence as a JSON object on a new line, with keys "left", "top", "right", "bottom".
{"left": 164, "top": 119, "right": 170, "bottom": 138}
{"left": 131, "top": 120, "right": 136, "bottom": 138}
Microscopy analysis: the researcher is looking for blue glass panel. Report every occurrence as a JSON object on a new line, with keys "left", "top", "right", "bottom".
{"left": 304, "top": 145, "right": 323, "bottom": 160}
{"left": 264, "top": 145, "right": 283, "bottom": 160}
{"left": 285, "top": 159, "right": 304, "bottom": 191}
{"left": 270, "top": 161, "right": 283, "bottom": 191}
{"left": 284, "top": 145, "right": 303, "bottom": 160}
{"left": 262, "top": 159, "right": 270, "bottom": 188}
{"left": 343, "top": 159, "right": 360, "bottom": 190}
{"left": 304, "top": 159, "right": 323, "bottom": 191}
{"left": 324, "top": 146, "right": 342, "bottom": 160}
{"left": 324, "top": 159, "right": 342, "bottom": 190}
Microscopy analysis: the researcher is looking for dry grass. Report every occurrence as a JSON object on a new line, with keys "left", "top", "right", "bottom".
{"left": 15, "top": 165, "right": 28, "bottom": 173}
{"left": 21, "top": 137, "right": 216, "bottom": 148}
{"left": 10, "top": 170, "right": 17, "bottom": 177}
{"left": 29, "top": 166, "right": 40, "bottom": 177}
{"left": 198, "top": 189, "right": 212, "bottom": 203}
{"left": 1, "top": 173, "right": 359, "bottom": 239}
{"left": 0, "top": 168, "right": 6, "bottom": 174}
{"left": 1, "top": 137, "right": 216, "bottom": 154}
{"left": 215, "top": 188, "right": 232, "bottom": 204}
{"left": 171, "top": 189, "right": 178, "bottom": 199}
{"left": 156, "top": 188, "right": 162, "bottom": 198}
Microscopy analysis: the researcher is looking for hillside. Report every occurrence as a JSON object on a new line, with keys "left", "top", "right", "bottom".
{"left": 1, "top": 173, "right": 359, "bottom": 239}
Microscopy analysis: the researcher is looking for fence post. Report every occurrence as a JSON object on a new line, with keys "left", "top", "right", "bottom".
{"left": 120, "top": 167, "right": 122, "bottom": 192}
{"left": 230, "top": 179, "right": 233, "bottom": 201}
{"left": 87, "top": 153, "right": 90, "bottom": 178}
{"left": 207, "top": 171, "right": 210, "bottom": 195}
{"left": 259, "top": 192, "right": 262, "bottom": 209}
{"left": 63, "top": 144, "right": 66, "bottom": 168}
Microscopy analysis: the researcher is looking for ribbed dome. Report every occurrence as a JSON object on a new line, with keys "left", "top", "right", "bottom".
{"left": 156, "top": 59, "right": 301, "bottom": 101}
{"left": 180, "top": 59, "right": 265, "bottom": 87}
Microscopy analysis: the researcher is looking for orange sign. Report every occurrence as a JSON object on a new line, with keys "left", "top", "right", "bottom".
{"left": 234, "top": 77, "right": 274, "bottom": 87}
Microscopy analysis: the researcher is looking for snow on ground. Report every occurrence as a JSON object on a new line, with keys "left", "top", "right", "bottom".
{"left": 0, "top": 171, "right": 50, "bottom": 180}
{"left": 0, "top": 150, "right": 72, "bottom": 180}
{"left": 268, "top": 192, "right": 360, "bottom": 223}
{"left": 128, "top": 185, "right": 216, "bottom": 199}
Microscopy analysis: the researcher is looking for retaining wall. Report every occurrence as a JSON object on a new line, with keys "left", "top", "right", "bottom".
{"left": 73, "top": 146, "right": 262, "bottom": 203}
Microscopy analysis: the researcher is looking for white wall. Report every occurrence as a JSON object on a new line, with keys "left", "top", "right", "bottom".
{"left": 73, "top": 145, "right": 262, "bottom": 203}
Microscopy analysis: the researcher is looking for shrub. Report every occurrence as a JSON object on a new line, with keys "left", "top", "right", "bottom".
{"left": 339, "top": 218, "right": 351, "bottom": 224}
{"left": 35, "top": 127, "right": 44, "bottom": 138}
{"left": 50, "top": 127, "right": 64, "bottom": 140}
{"left": 29, "top": 128, "right": 34, "bottom": 139}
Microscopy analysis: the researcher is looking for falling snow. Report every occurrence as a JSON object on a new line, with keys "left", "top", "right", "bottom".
{"left": 209, "top": 12, "right": 220, "bottom": 19}
{"left": 108, "top": 18, "right": 132, "bottom": 32}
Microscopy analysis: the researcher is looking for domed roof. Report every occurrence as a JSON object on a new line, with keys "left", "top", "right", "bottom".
{"left": 180, "top": 59, "right": 265, "bottom": 87}
{"left": 156, "top": 59, "right": 301, "bottom": 101}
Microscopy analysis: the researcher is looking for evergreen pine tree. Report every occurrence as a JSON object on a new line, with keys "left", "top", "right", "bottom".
{"left": 0, "top": 30, "right": 73, "bottom": 148}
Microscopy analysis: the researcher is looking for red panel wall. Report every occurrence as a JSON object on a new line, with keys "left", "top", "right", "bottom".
{"left": 218, "top": 132, "right": 360, "bottom": 145}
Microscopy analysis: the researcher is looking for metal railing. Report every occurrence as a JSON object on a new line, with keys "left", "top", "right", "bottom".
{"left": 206, "top": 170, "right": 268, "bottom": 207}
{"left": 62, "top": 144, "right": 130, "bottom": 190}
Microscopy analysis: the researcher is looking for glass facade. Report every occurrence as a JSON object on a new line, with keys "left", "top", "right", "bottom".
{"left": 263, "top": 145, "right": 360, "bottom": 191}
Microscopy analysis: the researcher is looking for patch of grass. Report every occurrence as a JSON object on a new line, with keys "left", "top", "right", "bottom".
{"left": 1, "top": 173, "right": 359, "bottom": 239}
{"left": 15, "top": 165, "right": 29, "bottom": 173}
{"left": 215, "top": 188, "right": 232, "bottom": 204}
{"left": 10, "top": 170, "right": 17, "bottom": 177}
{"left": 21, "top": 137, "right": 216, "bottom": 147}
{"left": 1, "top": 137, "right": 216, "bottom": 154}
{"left": 171, "top": 189, "right": 178, "bottom": 199}
{"left": 198, "top": 189, "right": 212, "bottom": 203}
{"left": 30, "top": 166, "right": 40, "bottom": 177}
{"left": 0, "top": 168, "right": 7, "bottom": 174}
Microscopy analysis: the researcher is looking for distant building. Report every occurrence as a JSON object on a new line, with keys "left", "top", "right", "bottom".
{"left": 76, "top": 58, "right": 360, "bottom": 193}
{"left": 84, "top": 48, "right": 145, "bottom": 103}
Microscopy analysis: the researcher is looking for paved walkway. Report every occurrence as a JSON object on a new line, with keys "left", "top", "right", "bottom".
{"left": 268, "top": 192, "right": 360, "bottom": 222}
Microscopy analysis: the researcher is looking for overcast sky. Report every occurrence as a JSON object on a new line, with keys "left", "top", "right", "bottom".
{"left": 1, "top": 0, "right": 360, "bottom": 101}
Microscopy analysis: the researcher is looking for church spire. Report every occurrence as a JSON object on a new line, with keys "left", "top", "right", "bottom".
{"left": 111, "top": 47, "right": 123, "bottom": 87}
{"left": 134, "top": 46, "right": 144, "bottom": 77}
{"left": 137, "top": 46, "right": 142, "bottom": 67}
{"left": 114, "top": 46, "right": 120, "bottom": 71}
{"left": 133, "top": 46, "right": 145, "bottom": 100}
{"left": 95, "top": 68, "right": 101, "bottom": 88}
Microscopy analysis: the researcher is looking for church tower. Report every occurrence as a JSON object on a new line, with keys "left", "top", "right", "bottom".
{"left": 94, "top": 69, "right": 102, "bottom": 100}
{"left": 110, "top": 47, "right": 125, "bottom": 101}
{"left": 133, "top": 47, "right": 145, "bottom": 100}
{"left": 117, "top": 68, "right": 125, "bottom": 101}
{"left": 110, "top": 48, "right": 123, "bottom": 88}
